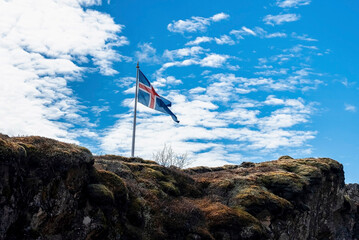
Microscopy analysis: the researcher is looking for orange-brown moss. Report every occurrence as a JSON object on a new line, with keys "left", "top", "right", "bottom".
{"left": 0, "top": 138, "right": 25, "bottom": 161}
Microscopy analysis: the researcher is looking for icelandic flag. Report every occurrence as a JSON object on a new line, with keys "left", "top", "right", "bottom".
{"left": 137, "top": 70, "right": 179, "bottom": 123}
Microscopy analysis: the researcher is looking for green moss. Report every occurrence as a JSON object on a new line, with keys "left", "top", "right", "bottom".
{"left": 77, "top": 146, "right": 92, "bottom": 154}
{"left": 303, "top": 158, "right": 342, "bottom": 173}
{"left": 142, "top": 167, "right": 165, "bottom": 180}
{"left": 96, "top": 170, "right": 129, "bottom": 207}
{"left": 97, "top": 170, "right": 127, "bottom": 191}
{"left": 87, "top": 184, "right": 114, "bottom": 206}
{"left": 276, "top": 160, "right": 321, "bottom": 179}
{"left": 257, "top": 171, "right": 308, "bottom": 193}
{"left": 196, "top": 199, "right": 263, "bottom": 233}
{"left": 278, "top": 155, "right": 293, "bottom": 160}
{"left": 159, "top": 180, "right": 180, "bottom": 196}
{"left": 233, "top": 185, "right": 292, "bottom": 215}
{"left": 96, "top": 155, "right": 158, "bottom": 165}
{"left": 127, "top": 196, "right": 144, "bottom": 227}
{"left": 213, "top": 179, "right": 235, "bottom": 192}
{"left": 233, "top": 207, "right": 262, "bottom": 226}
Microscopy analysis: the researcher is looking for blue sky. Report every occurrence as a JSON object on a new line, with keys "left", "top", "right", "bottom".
{"left": 1, "top": 0, "right": 358, "bottom": 182}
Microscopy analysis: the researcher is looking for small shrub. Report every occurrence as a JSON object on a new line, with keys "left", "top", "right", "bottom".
{"left": 153, "top": 144, "right": 191, "bottom": 169}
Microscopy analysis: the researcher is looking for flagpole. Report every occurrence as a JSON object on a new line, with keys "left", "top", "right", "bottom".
{"left": 131, "top": 62, "right": 140, "bottom": 157}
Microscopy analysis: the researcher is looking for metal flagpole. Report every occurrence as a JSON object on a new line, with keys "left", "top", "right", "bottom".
{"left": 131, "top": 62, "right": 140, "bottom": 157}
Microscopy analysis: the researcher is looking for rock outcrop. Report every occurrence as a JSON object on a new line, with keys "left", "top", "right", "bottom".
{"left": 0, "top": 135, "right": 358, "bottom": 239}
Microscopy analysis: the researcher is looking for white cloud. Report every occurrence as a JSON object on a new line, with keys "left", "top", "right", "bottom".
{"left": 185, "top": 36, "right": 213, "bottom": 46}
{"left": 116, "top": 76, "right": 136, "bottom": 88}
{"left": 263, "top": 14, "right": 300, "bottom": 26}
{"left": 280, "top": 44, "right": 318, "bottom": 56}
{"left": 0, "top": 0, "right": 124, "bottom": 142}
{"left": 292, "top": 32, "right": 318, "bottom": 41}
{"left": 200, "top": 54, "right": 230, "bottom": 68}
{"left": 92, "top": 105, "right": 110, "bottom": 116}
{"left": 214, "top": 35, "right": 235, "bottom": 45}
{"left": 277, "top": 0, "right": 311, "bottom": 8}
{"left": 208, "top": 71, "right": 322, "bottom": 95}
{"left": 189, "top": 87, "right": 206, "bottom": 94}
{"left": 345, "top": 104, "right": 356, "bottom": 112}
{"left": 241, "top": 26, "right": 257, "bottom": 36}
{"left": 211, "top": 12, "right": 230, "bottom": 22}
{"left": 100, "top": 90, "right": 316, "bottom": 165}
{"left": 185, "top": 35, "right": 235, "bottom": 46}
{"left": 135, "top": 43, "right": 159, "bottom": 63}
{"left": 266, "top": 32, "right": 287, "bottom": 38}
{"left": 230, "top": 26, "right": 257, "bottom": 39}
{"left": 167, "top": 12, "right": 229, "bottom": 34}
{"left": 153, "top": 76, "right": 183, "bottom": 87}
{"left": 255, "top": 27, "right": 288, "bottom": 39}
{"left": 163, "top": 46, "right": 206, "bottom": 60}
{"left": 255, "top": 69, "right": 288, "bottom": 76}
{"left": 157, "top": 53, "right": 232, "bottom": 75}
{"left": 231, "top": 26, "right": 287, "bottom": 40}
{"left": 338, "top": 78, "right": 356, "bottom": 88}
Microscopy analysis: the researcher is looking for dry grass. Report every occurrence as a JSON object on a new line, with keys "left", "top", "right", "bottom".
{"left": 0, "top": 138, "right": 25, "bottom": 161}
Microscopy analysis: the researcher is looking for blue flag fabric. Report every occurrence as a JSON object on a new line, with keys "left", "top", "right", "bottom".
{"left": 137, "top": 70, "right": 179, "bottom": 123}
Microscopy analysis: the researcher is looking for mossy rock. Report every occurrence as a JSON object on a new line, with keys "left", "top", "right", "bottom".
{"left": 276, "top": 160, "right": 321, "bottom": 180}
{"left": 9, "top": 136, "right": 93, "bottom": 179}
{"left": 162, "top": 198, "right": 205, "bottom": 233}
{"left": 185, "top": 166, "right": 213, "bottom": 174}
{"left": 195, "top": 199, "right": 265, "bottom": 238}
{"left": 0, "top": 138, "right": 26, "bottom": 162}
{"left": 87, "top": 184, "right": 114, "bottom": 206}
{"left": 240, "top": 162, "right": 255, "bottom": 168}
{"left": 142, "top": 167, "right": 166, "bottom": 180}
{"left": 96, "top": 155, "right": 158, "bottom": 165}
{"left": 302, "top": 158, "right": 342, "bottom": 174}
{"left": 212, "top": 179, "right": 235, "bottom": 192}
{"left": 96, "top": 170, "right": 129, "bottom": 207}
{"left": 232, "top": 185, "right": 292, "bottom": 216}
{"left": 159, "top": 180, "right": 180, "bottom": 196}
{"left": 256, "top": 171, "right": 308, "bottom": 199}
{"left": 278, "top": 155, "right": 293, "bottom": 160}
{"left": 126, "top": 195, "right": 144, "bottom": 227}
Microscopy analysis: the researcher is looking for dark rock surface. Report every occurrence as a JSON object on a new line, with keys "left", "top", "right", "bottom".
{"left": 0, "top": 135, "right": 358, "bottom": 239}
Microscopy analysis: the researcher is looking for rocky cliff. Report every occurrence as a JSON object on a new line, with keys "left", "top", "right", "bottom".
{"left": 0, "top": 135, "right": 358, "bottom": 240}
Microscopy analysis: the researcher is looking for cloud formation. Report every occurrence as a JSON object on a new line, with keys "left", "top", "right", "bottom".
{"left": 230, "top": 27, "right": 287, "bottom": 39}
{"left": 167, "top": 12, "right": 229, "bottom": 33}
{"left": 135, "top": 43, "right": 159, "bottom": 63}
{"left": 263, "top": 14, "right": 300, "bottom": 25}
{"left": 345, "top": 104, "right": 356, "bottom": 112}
{"left": 185, "top": 35, "right": 235, "bottom": 46}
{"left": 277, "top": 0, "right": 311, "bottom": 8}
{"left": 100, "top": 85, "right": 315, "bottom": 165}
{"left": 0, "top": 0, "right": 126, "bottom": 142}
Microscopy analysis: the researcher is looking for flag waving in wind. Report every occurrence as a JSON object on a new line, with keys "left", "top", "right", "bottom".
{"left": 137, "top": 70, "right": 179, "bottom": 123}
